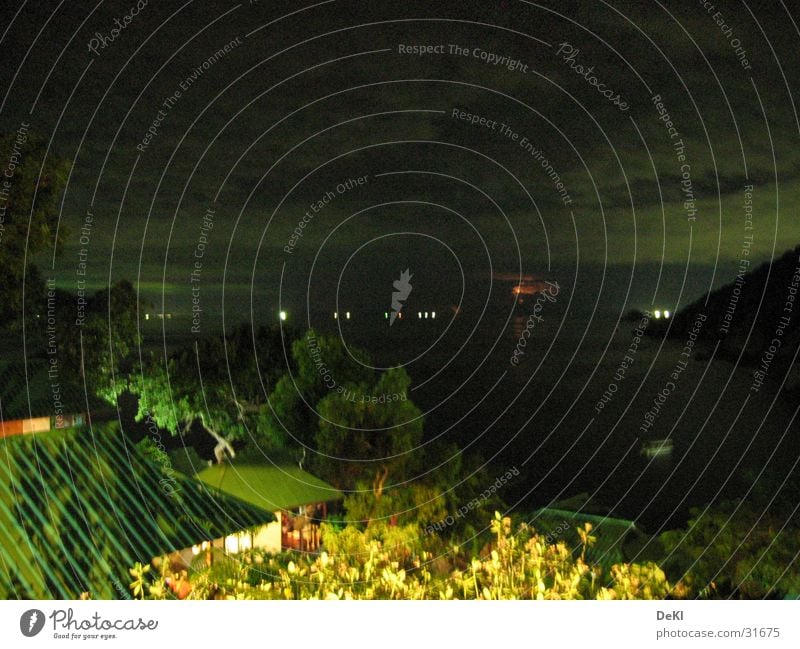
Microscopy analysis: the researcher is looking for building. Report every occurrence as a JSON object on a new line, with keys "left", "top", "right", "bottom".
{"left": 0, "top": 361, "right": 342, "bottom": 597}
{"left": 530, "top": 493, "right": 647, "bottom": 567}
{"left": 195, "top": 462, "right": 344, "bottom": 553}
{"left": 0, "top": 426, "right": 275, "bottom": 599}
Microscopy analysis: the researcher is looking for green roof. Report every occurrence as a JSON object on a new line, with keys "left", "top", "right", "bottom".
{"left": 530, "top": 506, "right": 640, "bottom": 567}
{"left": 0, "top": 427, "right": 275, "bottom": 599}
{"left": 532, "top": 507, "right": 637, "bottom": 530}
{"left": 195, "top": 463, "right": 344, "bottom": 512}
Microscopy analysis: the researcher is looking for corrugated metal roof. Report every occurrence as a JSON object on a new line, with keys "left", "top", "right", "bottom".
{"left": 0, "top": 427, "right": 275, "bottom": 599}
{"left": 530, "top": 507, "right": 640, "bottom": 567}
{"left": 196, "top": 463, "right": 344, "bottom": 512}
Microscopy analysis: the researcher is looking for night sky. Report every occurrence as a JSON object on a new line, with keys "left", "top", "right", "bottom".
{"left": 1, "top": 2, "right": 797, "bottom": 327}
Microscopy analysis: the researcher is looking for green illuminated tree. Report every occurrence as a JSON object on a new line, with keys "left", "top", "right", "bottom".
{"left": 132, "top": 325, "right": 293, "bottom": 460}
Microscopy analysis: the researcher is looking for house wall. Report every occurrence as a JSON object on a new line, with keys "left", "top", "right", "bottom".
{"left": 1, "top": 414, "right": 84, "bottom": 438}
{"left": 0, "top": 420, "right": 23, "bottom": 438}
{"left": 252, "top": 512, "right": 282, "bottom": 553}
{"left": 218, "top": 514, "right": 282, "bottom": 555}
{"left": 171, "top": 513, "right": 284, "bottom": 571}
{"left": 22, "top": 417, "right": 51, "bottom": 434}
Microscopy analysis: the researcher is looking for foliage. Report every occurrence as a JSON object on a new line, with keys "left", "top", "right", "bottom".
{"left": 128, "top": 563, "right": 150, "bottom": 600}
{"left": 136, "top": 514, "right": 670, "bottom": 600}
{"left": 135, "top": 435, "right": 171, "bottom": 469}
{"left": 660, "top": 500, "right": 800, "bottom": 599}
{"left": 314, "top": 366, "right": 423, "bottom": 491}
{"left": 342, "top": 480, "right": 447, "bottom": 529}
{"left": 339, "top": 444, "right": 499, "bottom": 543}
{"left": 130, "top": 327, "right": 427, "bottom": 477}
{"left": 75, "top": 280, "right": 141, "bottom": 403}
{"left": 12, "top": 279, "right": 142, "bottom": 409}
{"left": 0, "top": 131, "right": 71, "bottom": 326}
{"left": 260, "top": 329, "right": 373, "bottom": 447}
{"left": 130, "top": 325, "right": 294, "bottom": 457}
{"left": 261, "top": 330, "right": 431, "bottom": 526}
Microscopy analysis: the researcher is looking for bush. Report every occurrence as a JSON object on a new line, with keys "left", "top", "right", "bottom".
{"left": 660, "top": 501, "right": 800, "bottom": 599}
{"left": 138, "top": 514, "right": 670, "bottom": 600}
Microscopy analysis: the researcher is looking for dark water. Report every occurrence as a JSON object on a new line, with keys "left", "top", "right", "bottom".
{"left": 314, "top": 298, "right": 797, "bottom": 531}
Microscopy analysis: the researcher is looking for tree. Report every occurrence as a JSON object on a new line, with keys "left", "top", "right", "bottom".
{"left": 342, "top": 479, "right": 447, "bottom": 529}
{"left": 0, "top": 131, "right": 71, "bottom": 326}
{"left": 260, "top": 329, "right": 373, "bottom": 447}
{"left": 660, "top": 500, "right": 800, "bottom": 598}
{"left": 314, "top": 366, "right": 424, "bottom": 522}
{"left": 133, "top": 339, "right": 246, "bottom": 462}
{"left": 132, "top": 325, "right": 295, "bottom": 461}
{"left": 32, "top": 280, "right": 142, "bottom": 406}
{"left": 79, "top": 279, "right": 141, "bottom": 402}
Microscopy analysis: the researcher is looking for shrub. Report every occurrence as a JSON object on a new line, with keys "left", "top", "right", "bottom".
{"left": 138, "top": 513, "right": 670, "bottom": 600}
